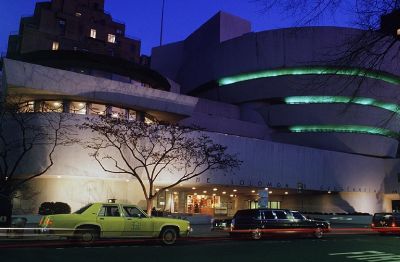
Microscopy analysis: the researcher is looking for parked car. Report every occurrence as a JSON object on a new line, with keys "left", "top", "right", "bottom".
{"left": 229, "top": 209, "right": 329, "bottom": 240}
{"left": 211, "top": 218, "right": 232, "bottom": 231}
{"left": 371, "top": 212, "right": 400, "bottom": 234}
{"left": 38, "top": 203, "right": 192, "bottom": 245}
{"left": 291, "top": 211, "right": 331, "bottom": 232}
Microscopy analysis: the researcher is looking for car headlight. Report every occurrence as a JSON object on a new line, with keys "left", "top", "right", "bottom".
{"left": 45, "top": 218, "right": 54, "bottom": 227}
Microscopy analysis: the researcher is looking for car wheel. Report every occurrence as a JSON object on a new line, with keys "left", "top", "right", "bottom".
{"left": 75, "top": 228, "right": 99, "bottom": 245}
{"left": 160, "top": 227, "right": 178, "bottom": 245}
{"left": 251, "top": 229, "right": 262, "bottom": 240}
{"left": 314, "top": 227, "right": 323, "bottom": 239}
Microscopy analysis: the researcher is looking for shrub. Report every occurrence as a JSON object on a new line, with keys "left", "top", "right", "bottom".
{"left": 38, "top": 202, "right": 71, "bottom": 215}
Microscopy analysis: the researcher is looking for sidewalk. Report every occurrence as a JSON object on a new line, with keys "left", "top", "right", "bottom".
{"left": 192, "top": 224, "right": 229, "bottom": 237}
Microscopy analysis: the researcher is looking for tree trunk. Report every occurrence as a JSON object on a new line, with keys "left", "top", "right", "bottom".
{"left": 146, "top": 198, "right": 154, "bottom": 217}
{"left": 0, "top": 195, "right": 13, "bottom": 227}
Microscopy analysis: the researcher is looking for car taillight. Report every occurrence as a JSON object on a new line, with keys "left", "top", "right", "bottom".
{"left": 392, "top": 222, "right": 396, "bottom": 227}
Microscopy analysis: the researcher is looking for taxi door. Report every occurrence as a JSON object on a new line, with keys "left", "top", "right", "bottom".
{"left": 96, "top": 205, "right": 125, "bottom": 237}
{"left": 122, "top": 206, "right": 154, "bottom": 237}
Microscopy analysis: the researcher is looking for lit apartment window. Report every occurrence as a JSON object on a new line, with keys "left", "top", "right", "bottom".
{"left": 70, "top": 102, "right": 87, "bottom": 115}
{"left": 52, "top": 41, "right": 59, "bottom": 51}
{"left": 144, "top": 116, "right": 155, "bottom": 124}
{"left": 128, "top": 110, "right": 136, "bottom": 121}
{"left": 40, "top": 101, "right": 63, "bottom": 112}
{"left": 107, "top": 34, "right": 116, "bottom": 43}
{"left": 18, "top": 101, "right": 34, "bottom": 113}
{"left": 111, "top": 106, "right": 126, "bottom": 119}
{"left": 90, "top": 29, "right": 97, "bottom": 38}
{"left": 88, "top": 103, "right": 106, "bottom": 115}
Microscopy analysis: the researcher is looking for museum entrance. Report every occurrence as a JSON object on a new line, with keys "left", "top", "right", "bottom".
{"left": 186, "top": 194, "right": 221, "bottom": 216}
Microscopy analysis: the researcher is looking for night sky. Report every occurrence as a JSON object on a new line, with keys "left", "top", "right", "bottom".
{"left": 0, "top": 0, "right": 355, "bottom": 56}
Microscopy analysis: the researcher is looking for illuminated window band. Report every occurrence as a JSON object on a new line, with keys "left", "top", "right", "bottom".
{"left": 289, "top": 125, "right": 399, "bottom": 139}
{"left": 284, "top": 96, "right": 400, "bottom": 114}
{"left": 218, "top": 67, "right": 400, "bottom": 86}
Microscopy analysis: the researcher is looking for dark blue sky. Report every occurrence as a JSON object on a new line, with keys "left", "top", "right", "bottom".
{"left": 0, "top": 0, "right": 355, "bottom": 56}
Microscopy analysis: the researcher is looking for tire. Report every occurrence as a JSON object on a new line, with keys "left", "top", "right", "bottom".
{"left": 74, "top": 228, "right": 99, "bottom": 245}
{"left": 251, "top": 229, "right": 262, "bottom": 240}
{"left": 314, "top": 227, "right": 323, "bottom": 239}
{"left": 160, "top": 227, "right": 178, "bottom": 245}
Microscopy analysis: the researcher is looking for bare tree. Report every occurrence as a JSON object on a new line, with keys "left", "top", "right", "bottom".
{"left": 255, "top": 0, "right": 400, "bottom": 28}
{"left": 0, "top": 101, "right": 72, "bottom": 227}
{"left": 254, "top": 0, "right": 400, "bottom": 125}
{"left": 80, "top": 117, "right": 242, "bottom": 216}
{"left": 254, "top": 0, "right": 400, "bottom": 71}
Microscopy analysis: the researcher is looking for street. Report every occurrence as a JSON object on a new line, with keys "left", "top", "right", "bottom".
{"left": 1, "top": 233, "right": 400, "bottom": 262}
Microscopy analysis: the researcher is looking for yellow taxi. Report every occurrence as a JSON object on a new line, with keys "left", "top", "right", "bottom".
{"left": 39, "top": 203, "right": 191, "bottom": 245}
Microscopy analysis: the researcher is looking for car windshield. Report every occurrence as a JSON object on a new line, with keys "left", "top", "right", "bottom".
{"left": 74, "top": 204, "right": 93, "bottom": 214}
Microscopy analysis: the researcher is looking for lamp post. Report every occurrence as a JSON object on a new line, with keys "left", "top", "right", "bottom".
{"left": 159, "top": 0, "right": 165, "bottom": 46}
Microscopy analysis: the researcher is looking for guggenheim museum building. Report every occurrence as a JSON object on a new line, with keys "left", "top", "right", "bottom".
{"left": 2, "top": 0, "right": 400, "bottom": 216}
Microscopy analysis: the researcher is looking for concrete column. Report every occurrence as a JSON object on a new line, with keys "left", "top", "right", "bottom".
{"left": 63, "top": 100, "right": 70, "bottom": 113}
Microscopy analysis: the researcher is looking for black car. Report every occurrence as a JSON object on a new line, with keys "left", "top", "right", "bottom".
{"left": 291, "top": 211, "right": 331, "bottom": 232}
{"left": 230, "top": 209, "right": 329, "bottom": 239}
{"left": 371, "top": 212, "right": 400, "bottom": 234}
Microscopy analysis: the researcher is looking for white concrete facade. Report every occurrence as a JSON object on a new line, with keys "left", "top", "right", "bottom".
{"left": 3, "top": 11, "right": 400, "bottom": 215}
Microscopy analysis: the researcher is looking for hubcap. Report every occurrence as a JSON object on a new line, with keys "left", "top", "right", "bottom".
{"left": 82, "top": 232, "right": 93, "bottom": 242}
{"left": 164, "top": 230, "right": 176, "bottom": 243}
{"left": 315, "top": 228, "right": 323, "bottom": 238}
{"left": 252, "top": 230, "right": 261, "bottom": 240}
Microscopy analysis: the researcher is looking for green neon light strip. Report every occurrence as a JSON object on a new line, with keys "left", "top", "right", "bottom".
{"left": 289, "top": 125, "right": 399, "bottom": 139}
{"left": 218, "top": 67, "right": 400, "bottom": 86}
{"left": 284, "top": 96, "right": 400, "bottom": 114}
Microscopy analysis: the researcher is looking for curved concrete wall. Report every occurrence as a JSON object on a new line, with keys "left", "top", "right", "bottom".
{"left": 270, "top": 133, "right": 398, "bottom": 157}
{"left": 268, "top": 104, "right": 400, "bottom": 131}
{"left": 238, "top": 102, "right": 400, "bottom": 157}
{"left": 6, "top": 113, "right": 399, "bottom": 213}
{"left": 153, "top": 26, "right": 400, "bottom": 94}
{"left": 214, "top": 76, "right": 400, "bottom": 104}
{"left": 151, "top": 22, "right": 400, "bottom": 156}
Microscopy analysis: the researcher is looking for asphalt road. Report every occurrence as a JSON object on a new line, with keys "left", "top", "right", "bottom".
{"left": 1, "top": 234, "right": 400, "bottom": 262}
